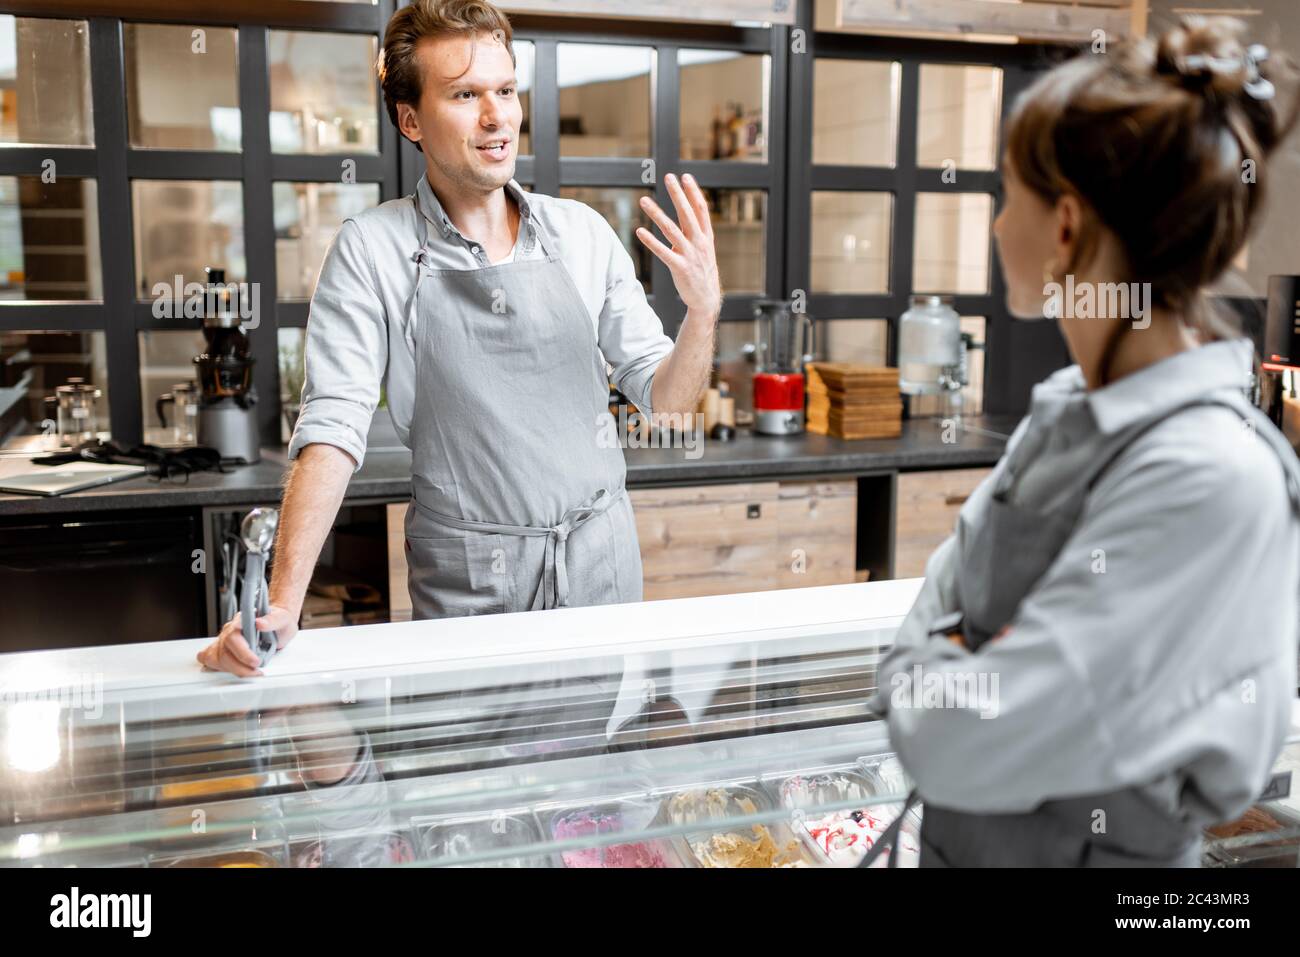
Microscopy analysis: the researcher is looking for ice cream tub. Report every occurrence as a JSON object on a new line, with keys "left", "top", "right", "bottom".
{"left": 289, "top": 831, "right": 417, "bottom": 868}
{"left": 654, "top": 782, "right": 814, "bottom": 868}
{"left": 858, "top": 754, "right": 912, "bottom": 796}
{"left": 770, "top": 767, "right": 921, "bottom": 868}
{"left": 412, "top": 810, "right": 556, "bottom": 868}
{"left": 1203, "top": 804, "right": 1300, "bottom": 868}
{"left": 541, "top": 798, "right": 682, "bottom": 868}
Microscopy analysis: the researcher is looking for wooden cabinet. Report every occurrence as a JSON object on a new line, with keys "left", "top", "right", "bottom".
{"left": 386, "top": 479, "right": 860, "bottom": 611}
{"left": 387, "top": 502, "right": 413, "bottom": 622}
{"left": 893, "top": 468, "right": 990, "bottom": 579}
{"left": 632, "top": 478, "right": 858, "bottom": 601}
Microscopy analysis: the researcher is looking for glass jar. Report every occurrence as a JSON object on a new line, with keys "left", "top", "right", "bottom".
{"left": 897, "top": 295, "right": 961, "bottom": 396}
{"left": 53, "top": 378, "right": 101, "bottom": 446}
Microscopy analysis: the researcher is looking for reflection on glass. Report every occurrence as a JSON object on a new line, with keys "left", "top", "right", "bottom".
{"left": 0, "top": 16, "right": 92, "bottom": 146}
{"left": 557, "top": 43, "right": 652, "bottom": 158}
{"left": 818, "top": 318, "right": 890, "bottom": 367}
{"left": 917, "top": 64, "right": 1002, "bottom": 171}
{"left": 138, "top": 330, "right": 206, "bottom": 445}
{"left": 810, "top": 191, "right": 892, "bottom": 294}
{"left": 913, "top": 192, "right": 992, "bottom": 295}
{"left": 559, "top": 187, "right": 652, "bottom": 292}
{"left": 268, "top": 31, "right": 378, "bottom": 154}
{"left": 132, "top": 180, "right": 245, "bottom": 299}
{"left": 679, "top": 50, "right": 769, "bottom": 162}
{"left": 812, "top": 59, "right": 899, "bottom": 167}
{"left": 0, "top": 176, "right": 101, "bottom": 301}
{"left": 707, "top": 189, "right": 765, "bottom": 295}
{"left": 0, "top": 331, "right": 111, "bottom": 451}
{"left": 273, "top": 182, "right": 379, "bottom": 299}
{"left": 125, "top": 24, "right": 240, "bottom": 150}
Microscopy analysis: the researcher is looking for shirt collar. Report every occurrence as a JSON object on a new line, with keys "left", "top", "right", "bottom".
{"left": 1084, "top": 337, "right": 1254, "bottom": 434}
{"left": 415, "top": 174, "right": 532, "bottom": 241}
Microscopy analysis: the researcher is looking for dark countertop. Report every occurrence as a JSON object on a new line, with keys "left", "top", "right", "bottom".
{"left": 0, "top": 414, "right": 1017, "bottom": 518}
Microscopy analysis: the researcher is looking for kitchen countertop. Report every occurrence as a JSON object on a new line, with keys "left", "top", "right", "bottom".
{"left": 0, "top": 414, "right": 1017, "bottom": 518}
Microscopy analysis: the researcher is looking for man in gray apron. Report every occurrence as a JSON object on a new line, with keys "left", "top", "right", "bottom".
{"left": 866, "top": 339, "right": 1300, "bottom": 866}
{"left": 198, "top": 4, "right": 720, "bottom": 676}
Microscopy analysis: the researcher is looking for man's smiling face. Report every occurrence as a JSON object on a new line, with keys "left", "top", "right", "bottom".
{"left": 398, "top": 31, "right": 521, "bottom": 194}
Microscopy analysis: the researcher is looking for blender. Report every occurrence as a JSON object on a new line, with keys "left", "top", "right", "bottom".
{"left": 751, "top": 299, "right": 813, "bottom": 436}
{"left": 194, "top": 268, "right": 261, "bottom": 464}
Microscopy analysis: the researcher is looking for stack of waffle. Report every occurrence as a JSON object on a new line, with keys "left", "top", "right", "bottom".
{"left": 805, "top": 363, "right": 902, "bottom": 439}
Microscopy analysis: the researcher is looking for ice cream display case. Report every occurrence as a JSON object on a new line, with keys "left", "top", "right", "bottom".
{"left": 1, "top": 581, "right": 1298, "bottom": 869}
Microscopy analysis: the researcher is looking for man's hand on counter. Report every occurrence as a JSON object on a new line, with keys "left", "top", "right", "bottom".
{"left": 197, "top": 605, "right": 299, "bottom": 677}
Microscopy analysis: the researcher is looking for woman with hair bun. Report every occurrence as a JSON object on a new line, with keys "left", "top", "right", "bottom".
{"left": 870, "top": 17, "right": 1300, "bottom": 867}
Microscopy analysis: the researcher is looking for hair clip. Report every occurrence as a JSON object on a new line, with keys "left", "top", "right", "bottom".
{"left": 1244, "top": 44, "right": 1276, "bottom": 102}
{"left": 1178, "top": 44, "right": 1275, "bottom": 101}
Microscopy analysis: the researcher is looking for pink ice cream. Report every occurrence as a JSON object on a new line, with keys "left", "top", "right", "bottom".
{"left": 553, "top": 810, "right": 671, "bottom": 868}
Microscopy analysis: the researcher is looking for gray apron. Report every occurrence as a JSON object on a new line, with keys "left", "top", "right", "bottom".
{"left": 864, "top": 392, "right": 1300, "bottom": 868}
{"left": 402, "top": 196, "right": 643, "bottom": 620}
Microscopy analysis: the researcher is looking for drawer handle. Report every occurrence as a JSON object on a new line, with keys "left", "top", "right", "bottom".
{"left": 747, "top": 504, "right": 762, "bottom": 519}
{"left": 944, "top": 494, "right": 969, "bottom": 507}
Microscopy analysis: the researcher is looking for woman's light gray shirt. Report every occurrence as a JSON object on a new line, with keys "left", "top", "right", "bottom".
{"left": 881, "top": 338, "right": 1300, "bottom": 825}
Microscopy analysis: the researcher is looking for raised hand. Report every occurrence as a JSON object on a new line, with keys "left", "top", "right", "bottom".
{"left": 636, "top": 173, "right": 722, "bottom": 318}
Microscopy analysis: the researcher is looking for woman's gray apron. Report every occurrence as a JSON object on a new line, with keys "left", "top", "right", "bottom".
{"left": 402, "top": 196, "right": 643, "bottom": 620}
{"left": 863, "top": 392, "right": 1300, "bottom": 868}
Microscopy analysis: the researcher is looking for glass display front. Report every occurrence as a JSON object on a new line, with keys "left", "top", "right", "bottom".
{"left": 2, "top": 596, "right": 1296, "bottom": 869}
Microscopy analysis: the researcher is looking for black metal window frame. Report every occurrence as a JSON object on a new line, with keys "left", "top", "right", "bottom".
{"left": 423, "top": 14, "right": 791, "bottom": 334}
{"left": 786, "top": 3, "right": 1071, "bottom": 415}
{"left": 0, "top": 0, "right": 403, "bottom": 447}
{"left": 3, "top": 0, "right": 1074, "bottom": 444}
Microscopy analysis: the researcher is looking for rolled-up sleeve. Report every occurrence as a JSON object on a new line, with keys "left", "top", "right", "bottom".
{"left": 877, "top": 439, "right": 1296, "bottom": 816}
{"left": 591, "top": 210, "right": 673, "bottom": 416}
{"left": 287, "top": 218, "right": 388, "bottom": 472}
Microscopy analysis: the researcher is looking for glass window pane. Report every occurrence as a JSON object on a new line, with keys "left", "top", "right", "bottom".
{"left": 709, "top": 188, "right": 766, "bottom": 295}
{"left": 273, "top": 182, "right": 380, "bottom": 299}
{"left": 277, "top": 326, "right": 305, "bottom": 445}
{"left": 514, "top": 40, "right": 534, "bottom": 156}
{"left": 716, "top": 319, "right": 755, "bottom": 413}
{"left": 559, "top": 187, "right": 652, "bottom": 292}
{"left": 138, "top": 330, "right": 205, "bottom": 445}
{"left": 917, "top": 64, "right": 1002, "bottom": 171}
{"left": 268, "top": 31, "right": 378, "bottom": 154}
{"left": 0, "top": 175, "right": 101, "bottom": 301}
{"left": 125, "top": 24, "right": 240, "bottom": 151}
{"left": 557, "top": 43, "right": 652, "bottom": 158}
{"left": 132, "top": 180, "right": 245, "bottom": 300}
{"left": 812, "top": 59, "right": 899, "bottom": 167}
{"left": 0, "top": 17, "right": 92, "bottom": 146}
{"left": 810, "top": 191, "right": 892, "bottom": 294}
{"left": 913, "top": 192, "right": 992, "bottom": 295}
{"left": 0, "top": 331, "right": 110, "bottom": 451}
{"left": 818, "top": 318, "right": 890, "bottom": 366}
{"left": 679, "top": 50, "right": 769, "bottom": 163}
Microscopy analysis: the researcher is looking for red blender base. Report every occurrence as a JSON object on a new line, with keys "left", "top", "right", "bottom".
{"left": 753, "top": 372, "right": 805, "bottom": 435}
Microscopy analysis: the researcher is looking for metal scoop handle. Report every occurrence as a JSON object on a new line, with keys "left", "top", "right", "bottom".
{"left": 240, "top": 549, "right": 278, "bottom": 668}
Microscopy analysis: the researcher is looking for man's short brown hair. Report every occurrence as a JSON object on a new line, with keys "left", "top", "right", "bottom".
{"left": 379, "top": 0, "right": 515, "bottom": 143}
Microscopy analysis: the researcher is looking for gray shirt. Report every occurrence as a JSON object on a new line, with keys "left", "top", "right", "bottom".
{"left": 880, "top": 338, "right": 1300, "bottom": 823}
{"left": 288, "top": 176, "right": 674, "bottom": 470}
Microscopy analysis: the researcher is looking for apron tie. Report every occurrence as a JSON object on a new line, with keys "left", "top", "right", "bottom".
{"left": 410, "top": 487, "right": 625, "bottom": 611}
